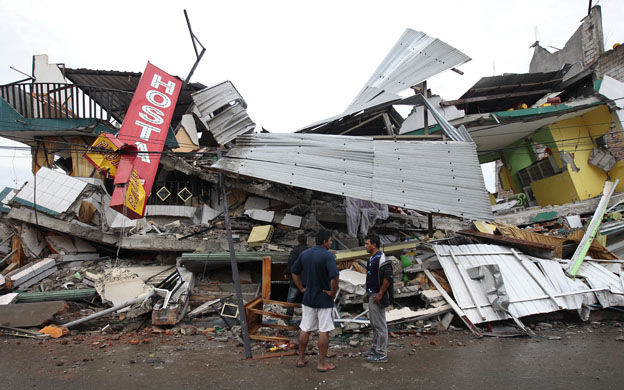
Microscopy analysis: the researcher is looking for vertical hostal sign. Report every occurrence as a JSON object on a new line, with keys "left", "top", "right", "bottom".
{"left": 87, "top": 63, "right": 181, "bottom": 219}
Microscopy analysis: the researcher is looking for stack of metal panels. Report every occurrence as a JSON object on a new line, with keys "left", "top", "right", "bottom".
{"left": 191, "top": 81, "right": 255, "bottom": 145}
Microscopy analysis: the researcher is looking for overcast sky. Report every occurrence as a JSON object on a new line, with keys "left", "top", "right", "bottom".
{"left": 0, "top": 0, "right": 623, "bottom": 191}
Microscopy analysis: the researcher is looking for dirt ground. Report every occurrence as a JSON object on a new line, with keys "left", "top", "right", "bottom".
{"left": 1, "top": 320, "right": 623, "bottom": 390}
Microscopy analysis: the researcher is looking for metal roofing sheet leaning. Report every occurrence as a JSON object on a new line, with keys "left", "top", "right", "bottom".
{"left": 345, "top": 29, "right": 471, "bottom": 114}
{"left": 212, "top": 133, "right": 492, "bottom": 220}
{"left": 433, "top": 244, "right": 584, "bottom": 324}
{"left": 191, "top": 81, "right": 254, "bottom": 145}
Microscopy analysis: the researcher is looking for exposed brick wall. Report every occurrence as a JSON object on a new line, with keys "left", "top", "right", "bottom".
{"left": 596, "top": 45, "right": 624, "bottom": 83}
{"left": 581, "top": 7, "right": 604, "bottom": 67}
{"left": 604, "top": 121, "right": 624, "bottom": 161}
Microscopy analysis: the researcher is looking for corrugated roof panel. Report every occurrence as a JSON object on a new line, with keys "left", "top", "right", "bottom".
{"left": 211, "top": 134, "right": 491, "bottom": 220}
{"left": 191, "top": 81, "right": 255, "bottom": 145}
{"left": 346, "top": 29, "right": 471, "bottom": 114}
{"left": 575, "top": 261, "right": 624, "bottom": 307}
{"left": 191, "top": 81, "right": 247, "bottom": 116}
{"left": 433, "top": 244, "right": 585, "bottom": 324}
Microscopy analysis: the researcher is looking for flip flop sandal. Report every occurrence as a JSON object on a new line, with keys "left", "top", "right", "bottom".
{"left": 317, "top": 364, "right": 337, "bottom": 373}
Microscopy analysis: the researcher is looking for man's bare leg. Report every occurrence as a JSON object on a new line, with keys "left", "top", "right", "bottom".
{"left": 297, "top": 331, "right": 310, "bottom": 366}
{"left": 317, "top": 331, "right": 335, "bottom": 370}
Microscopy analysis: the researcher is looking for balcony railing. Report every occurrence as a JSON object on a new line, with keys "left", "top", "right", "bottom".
{"left": 0, "top": 82, "right": 132, "bottom": 124}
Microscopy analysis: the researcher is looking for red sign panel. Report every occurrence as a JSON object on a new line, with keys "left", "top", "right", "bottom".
{"left": 109, "top": 63, "right": 182, "bottom": 218}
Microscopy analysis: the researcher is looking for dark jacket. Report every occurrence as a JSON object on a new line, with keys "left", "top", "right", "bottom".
{"left": 367, "top": 252, "right": 394, "bottom": 307}
{"left": 377, "top": 253, "right": 394, "bottom": 307}
{"left": 285, "top": 243, "right": 308, "bottom": 286}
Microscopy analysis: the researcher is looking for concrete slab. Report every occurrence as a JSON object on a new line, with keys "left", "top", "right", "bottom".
{"left": 20, "top": 223, "right": 46, "bottom": 258}
{"left": 5, "top": 258, "right": 57, "bottom": 290}
{"left": 278, "top": 214, "right": 302, "bottom": 228}
{"left": 245, "top": 209, "right": 274, "bottom": 223}
{"left": 0, "top": 301, "right": 67, "bottom": 327}
{"left": 244, "top": 197, "right": 271, "bottom": 210}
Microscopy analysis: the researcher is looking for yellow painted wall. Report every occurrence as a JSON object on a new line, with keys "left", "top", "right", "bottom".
{"left": 31, "top": 138, "right": 56, "bottom": 174}
{"left": 531, "top": 170, "right": 580, "bottom": 206}
{"left": 69, "top": 137, "right": 104, "bottom": 180}
{"left": 543, "top": 106, "right": 611, "bottom": 203}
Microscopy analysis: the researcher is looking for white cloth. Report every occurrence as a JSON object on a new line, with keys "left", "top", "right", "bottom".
{"left": 300, "top": 305, "right": 335, "bottom": 333}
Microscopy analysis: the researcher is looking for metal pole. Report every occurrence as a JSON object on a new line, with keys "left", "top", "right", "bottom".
{"left": 217, "top": 147, "right": 253, "bottom": 358}
{"left": 63, "top": 291, "right": 154, "bottom": 328}
{"left": 422, "top": 80, "right": 428, "bottom": 135}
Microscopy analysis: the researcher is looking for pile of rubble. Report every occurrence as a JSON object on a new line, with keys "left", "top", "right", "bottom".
{"left": 1, "top": 176, "right": 623, "bottom": 356}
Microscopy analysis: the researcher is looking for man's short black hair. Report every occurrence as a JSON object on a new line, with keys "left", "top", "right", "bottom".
{"left": 297, "top": 233, "right": 308, "bottom": 244}
{"left": 315, "top": 229, "right": 332, "bottom": 245}
{"left": 365, "top": 233, "right": 380, "bottom": 249}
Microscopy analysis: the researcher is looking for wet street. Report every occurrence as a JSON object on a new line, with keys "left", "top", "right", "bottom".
{"left": 1, "top": 321, "right": 622, "bottom": 389}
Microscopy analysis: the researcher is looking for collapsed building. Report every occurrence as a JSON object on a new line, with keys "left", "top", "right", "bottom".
{"left": 0, "top": 9, "right": 623, "bottom": 355}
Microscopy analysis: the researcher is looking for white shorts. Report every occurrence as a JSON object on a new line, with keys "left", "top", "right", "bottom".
{"left": 300, "top": 305, "right": 335, "bottom": 333}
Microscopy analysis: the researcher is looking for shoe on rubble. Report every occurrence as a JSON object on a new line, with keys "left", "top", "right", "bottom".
{"left": 363, "top": 348, "right": 376, "bottom": 358}
{"left": 366, "top": 352, "right": 388, "bottom": 363}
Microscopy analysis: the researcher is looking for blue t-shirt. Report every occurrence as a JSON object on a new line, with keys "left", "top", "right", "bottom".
{"left": 366, "top": 251, "right": 382, "bottom": 294}
{"left": 291, "top": 246, "right": 339, "bottom": 309}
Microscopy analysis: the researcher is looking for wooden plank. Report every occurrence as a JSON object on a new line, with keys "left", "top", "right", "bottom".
{"left": 11, "top": 235, "right": 24, "bottom": 267}
{"left": 245, "top": 295, "right": 263, "bottom": 336}
{"left": 440, "top": 88, "right": 553, "bottom": 107}
{"left": 262, "top": 257, "right": 271, "bottom": 300}
{"left": 262, "top": 323, "right": 298, "bottom": 331}
{"left": 263, "top": 299, "right": 301, "bottom": 308}
{"left": 248, "top": 308, "right": 290, "bottom": 320}
{"left": 335, "top": 241, "right": 419, "bottom": 262}
{"left": 244, "top": 350, "right": 297, "bottom": 360}
{"left": 249, "top": 334, "right": 291, "bottom": 343}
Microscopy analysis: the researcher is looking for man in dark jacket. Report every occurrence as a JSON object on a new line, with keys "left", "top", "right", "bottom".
{"left": 284, "top": 233, "right": 308, "bottom": 319}
{"left": 363, "top": 233, "right": 392, "bottom": 363}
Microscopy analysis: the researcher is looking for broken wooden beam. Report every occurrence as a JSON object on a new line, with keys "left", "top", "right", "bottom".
{"left": 457, "top": 230, "right": 556, "bottom": 258}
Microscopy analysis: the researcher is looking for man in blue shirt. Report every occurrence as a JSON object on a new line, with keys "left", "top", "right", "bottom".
{"left": 363, "top": 233, "right": 393, "bottom": 363}
{"left": 291, "top": 229, "right": 339, "bottom": 372}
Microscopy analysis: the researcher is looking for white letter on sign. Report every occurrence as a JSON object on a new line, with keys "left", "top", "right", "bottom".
{"left": 146, "top": 90, "right": 171, "bottom": 108}
{"left": 135, "top": 142, "right": 150, "bottom": 163}
{"left": 139, "top": 105, "right": 164, "bottom": 125}
{"left": 151, "top": 74, "right": 176, "bottom": 95}
{"left": 135, "top": 120, "right": 161, "bottom": 140}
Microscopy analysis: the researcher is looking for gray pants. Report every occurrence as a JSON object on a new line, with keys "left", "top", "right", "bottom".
{"left": 368, "top": 295, "right": 388, "bottom": 356}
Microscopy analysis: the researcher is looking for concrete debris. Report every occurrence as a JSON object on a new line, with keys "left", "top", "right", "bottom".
{"left": 0, "top": 301, "right": 67, "bottom": 327}
{"left": 1, "top": 13, "right": 624, "bottom": 357}
{"left": 95, "top": 269, "right": 151, "bottom": 308}
{"left": 6, "top": 258, "right": 58, "bottom": 290}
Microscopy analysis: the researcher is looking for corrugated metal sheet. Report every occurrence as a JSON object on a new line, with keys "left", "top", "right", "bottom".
{"left": 296, "top": 29, "right": 470, "bottom": 135}
{"left": 346, "top": 29, "right": 471, "bottom": 114}
{"left": 433, "top": 244, "right": 587, "bottom": 324}
{"left": 212, "top": 133, "right": 492, "bottom": 220}
{"left": 574, "top": 261, "right": 624, "bottom": 307}
{"left": 191, "top": 81, "right": 255, "bottom": 145}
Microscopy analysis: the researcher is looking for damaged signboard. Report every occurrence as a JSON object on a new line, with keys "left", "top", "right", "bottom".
{"left": 85, "top": 63, "right": 182, "bottom": 219}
